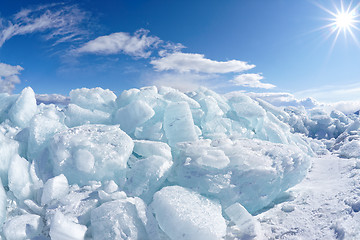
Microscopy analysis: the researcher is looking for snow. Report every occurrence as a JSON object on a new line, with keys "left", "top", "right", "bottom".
{"left": 225, "top": 203, "right": 264, "bottom": 239}
{"left": 0, "top": 85, "right": 360, "bottom": 239}
{"left": 258, "top": 155, "right": 360, "bottom": 239}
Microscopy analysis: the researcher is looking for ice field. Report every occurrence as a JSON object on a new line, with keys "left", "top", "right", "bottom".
{"left": 1, "top": 86, "right": 360, "bottom": 239}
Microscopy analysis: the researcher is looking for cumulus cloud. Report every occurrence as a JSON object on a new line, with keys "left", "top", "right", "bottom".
{"left": 230, "top": 73, "right": 276, "bottom": 89}
{"left": 150, "top": 52, "right": 255, "bottom": 73}
{"left": 0, "top": 3, "right": 89, "bottom": 47}
{"left": 76, "top": 29, "right": 162, "bottom": 58}
{"left": 0, "top": 63, "right": 24, "bottom": 93}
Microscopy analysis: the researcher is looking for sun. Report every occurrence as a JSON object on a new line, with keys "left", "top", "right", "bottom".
{"left": 316, "top": 0, "right": 360, "bottom": 47}
{"left": 335, "top": 11, "right": 356, "bottom": 29}
{"left": 331, "top": 2, "right": 359, "bottom": 36}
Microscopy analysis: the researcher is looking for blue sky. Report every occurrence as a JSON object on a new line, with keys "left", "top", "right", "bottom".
{"left": 0, "top": 0, "right": 360, "bottom": 102}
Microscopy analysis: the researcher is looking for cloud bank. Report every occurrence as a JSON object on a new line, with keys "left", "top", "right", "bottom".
{"left": 0, "top": 63, "right": 24, "bottom": 93}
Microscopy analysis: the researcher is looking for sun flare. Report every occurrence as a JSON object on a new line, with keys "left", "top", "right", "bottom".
{"left": 335, "top": 11, "right": 355, "bottom": 29}
{"left": 316, "top": 0, "right": 360, "bottom": 47}
{"left": 331, "top": 3, "right": 359, "bottom": 35}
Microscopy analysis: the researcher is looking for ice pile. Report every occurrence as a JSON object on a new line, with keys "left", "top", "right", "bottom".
{"left": 282, "top": 106, "right": 350, "bottom": 140}
{"left": 0, "top": 86, "right": 314, "bottom": 239}
{"left": 248, "top": 93, "right": 360, "bottom": 160}
{"left": 331, "top": 120, "right": 360, "bottom": 158}
{"left": 261, "top": 101, "right": 360, "bottom": 158}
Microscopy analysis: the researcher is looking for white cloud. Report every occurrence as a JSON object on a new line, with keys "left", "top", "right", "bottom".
{"left": 241, "top": 90, "right": 360, "bottom": 114}
{"left": 239, "top": 83, "right": 360, "bottom": 114}
{"left": 244, "top": 92, "right": 300, "bottom": 106}
{"left": 295, "top": 82, "right": 360, "bottom": 103}
{"left": 224, "top": 90, "right": 322, "bottom": 111}
{"left": 328, "top": 100, "right": 360, "bottom": 115}
{"left": 148, "top": 72, "right": 214, "bottom": 92}
{"left": 158, "top": 42, "right": 186, "bottom": 56}
{"left": 36, "top": 93, "right": 70, "bottom": 105}
{"left": 150, "top": 52, "right": 255, "bottom": 73}
{"left": 230, "top": 73, "right": 276, "bottom": 89}
{"left": 0, "top": 4, "right": 89, "bottom": 47}
{"left": 77, "top": 29, "right": 162, "bottom": 58}
{"left": 0, "top": 63, "right": 24, "bottom": 93}
{"left": 75, "top": 29, "right": 259, "bottom": 90}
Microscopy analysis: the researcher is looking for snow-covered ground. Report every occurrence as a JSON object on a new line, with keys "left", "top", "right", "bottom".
{"left": 258, "top": 155, "right": 360, "bottom": 239}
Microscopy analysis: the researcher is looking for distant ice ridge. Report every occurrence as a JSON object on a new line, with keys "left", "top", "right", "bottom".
{"left": 0, "top": 85, "right": 336, "bottom": 239}
{"left": 250, "top": 96, "right": 360, "bottom": 157}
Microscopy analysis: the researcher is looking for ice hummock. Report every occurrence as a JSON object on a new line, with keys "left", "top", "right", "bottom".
{"left": 169, "top": 137, "right": 310, "bottom": 214}
{"left": 48, "top": 124, "right": 134, "bottom": 186}
{"left": 0, "top": 85, "right": 339, "bottom": 239}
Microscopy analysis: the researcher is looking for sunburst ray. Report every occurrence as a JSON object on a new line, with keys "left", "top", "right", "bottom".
{"left": 315, "top": 0, "right": 360, "bottom": 47}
